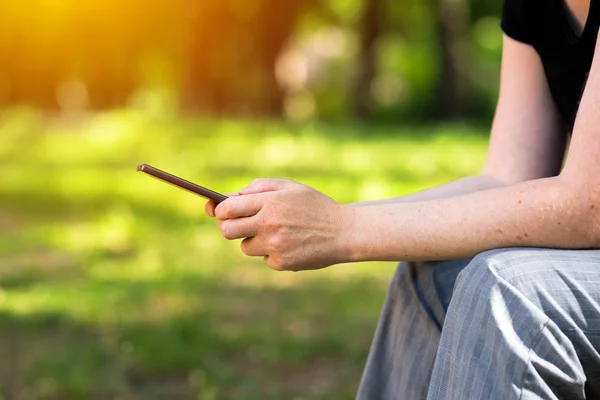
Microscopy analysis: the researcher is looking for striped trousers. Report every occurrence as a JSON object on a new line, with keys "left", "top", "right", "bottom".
{"left": 356, "top": 248, "right": 600, "bottom": 399}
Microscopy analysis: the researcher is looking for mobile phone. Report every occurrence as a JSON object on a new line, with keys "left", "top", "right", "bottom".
{"left": 137, "top": 164, "right": 228, "bottom": 204}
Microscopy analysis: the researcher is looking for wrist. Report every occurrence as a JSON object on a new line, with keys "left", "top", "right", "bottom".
{"left": 337, "top": 204, "right": 366, "bottom": 263}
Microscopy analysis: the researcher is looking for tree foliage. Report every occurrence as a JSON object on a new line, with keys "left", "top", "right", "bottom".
{"left": 0, "top": 0, "right": 504, "bottom": 121}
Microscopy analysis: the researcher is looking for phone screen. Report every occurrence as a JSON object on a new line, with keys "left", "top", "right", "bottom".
{"left": 137, "top": 164, "right": 228, "bottom": 204}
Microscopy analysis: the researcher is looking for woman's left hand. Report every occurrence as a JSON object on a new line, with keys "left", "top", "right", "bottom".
{"left": 213, "top": 179, "right": 354, "bottom": 271}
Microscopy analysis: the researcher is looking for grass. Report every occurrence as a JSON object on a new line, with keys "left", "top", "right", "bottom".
{"left": 0, "top": 108, "right": 489, "bottom": 399}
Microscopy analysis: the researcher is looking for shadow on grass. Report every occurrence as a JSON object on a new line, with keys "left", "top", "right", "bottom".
{"left": 0, "top": 270, "right": 389, "bottom": 400}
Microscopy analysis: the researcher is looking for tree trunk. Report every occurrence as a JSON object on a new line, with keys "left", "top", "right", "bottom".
{"left": 181, "top": 2, "right": 229, "bottom": 114}
{"left": 431, "top": 0, "right": 470, "bottom": 120}
{"left": 253, "top": 0, "right": 301, "bottom": 115}
{"left": 181, "top": 0, "right": 304, "bottom": 116}
{"left": 353, "top": 0, "right": 384, "bottom": 119}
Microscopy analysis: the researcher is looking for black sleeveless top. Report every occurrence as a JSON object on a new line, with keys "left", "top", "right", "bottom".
{"left": 501, "top": 0, "right": 600, "bottom": 129}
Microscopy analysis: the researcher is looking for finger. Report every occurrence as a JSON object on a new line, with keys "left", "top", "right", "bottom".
{"left": 220, "top": 217, "right": 259, "bottom": 240}
{"left": 239, "top": 178, "right": 293, "bottom": 195}
{"left": 215, "top": 194, "right": 264, "bottom": 220}
{"left": 205, "top": 200, "right": 216, "bottom": 217}
{"left": 240, "top": 237, "right": 266, "bottom": 256}
{"left": 206, "top": 190, "right": 240, "bottom": 217}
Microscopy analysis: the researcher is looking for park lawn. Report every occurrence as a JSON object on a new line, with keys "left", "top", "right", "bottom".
{"left": 0, "top": 108, "right": 488, "bottom": 399}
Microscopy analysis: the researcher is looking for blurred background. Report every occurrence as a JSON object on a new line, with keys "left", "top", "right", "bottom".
{"left": 0, "top": 0, "right": 500, "bottom": 398}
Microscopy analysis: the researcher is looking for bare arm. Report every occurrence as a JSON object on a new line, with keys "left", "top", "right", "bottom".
{"left": 209, "top": 35, "right": 599, "bottom": 272}
{"left": 351, "top": 175, "right": 505, "bottom": 205}
{"left": 345, "top": 35, "right": 600, "bottom": 262}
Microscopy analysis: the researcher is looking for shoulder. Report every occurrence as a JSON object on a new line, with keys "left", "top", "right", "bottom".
{"left": 501, "top": 0, "right": 546, "bottom": 46}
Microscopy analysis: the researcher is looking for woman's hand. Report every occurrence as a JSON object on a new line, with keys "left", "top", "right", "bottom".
{"left": 205, "top": 179, "right": 354, "bottom": 271}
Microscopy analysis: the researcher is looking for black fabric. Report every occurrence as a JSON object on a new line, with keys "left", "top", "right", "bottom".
{"left": 501, "top": 0, "right": 600, "bottom": 129}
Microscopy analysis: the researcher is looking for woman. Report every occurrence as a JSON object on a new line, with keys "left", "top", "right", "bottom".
{"left": 206, "top": 0, "right": 600, "bottom": 398}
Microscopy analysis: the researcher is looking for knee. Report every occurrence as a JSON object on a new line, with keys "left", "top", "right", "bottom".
{"left": 450, "top": 248, "right": 531, "bottom": 310}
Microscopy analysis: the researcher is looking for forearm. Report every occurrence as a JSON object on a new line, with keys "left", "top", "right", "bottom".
{"left": 351, "top": 174, "right": 506, "bottom": 206}
{"left": 345, "top": 176, "right": 599, "bottom": 262}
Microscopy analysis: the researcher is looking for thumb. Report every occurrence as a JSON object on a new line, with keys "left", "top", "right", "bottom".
{"left": 206, "top": 191, "right": 241, "bottom": 217}
{"left": 215, "top": 193, "right": 264, "bottom": 220}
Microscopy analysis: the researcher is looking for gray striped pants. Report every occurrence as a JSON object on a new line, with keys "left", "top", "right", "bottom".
{"left": 356, "top": 248, "right": 600, "bottom": 399}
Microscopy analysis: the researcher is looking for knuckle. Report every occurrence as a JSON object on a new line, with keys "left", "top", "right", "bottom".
{"left": 281, "top": 178, "right": 297, "bottom": 189}
{"left": 264, "top": 215, "right": 282, "bottom": 230}
{"left": 294, "top": 183, "right": 310, "bottom": 194}
{"left": 267, "top": 235, "right": 284, "bottom": 252}
{"left": 278, "top": 257, "right": 291, "bottom": 271}
{"left": 272, "top": 256, "right": 293, "bottom": 271}
{"left": 276, "top": 179, "right": 290, "bottom": 188}
{"left": 251, "top": 178, "right": 269, "bottom": 189}
{"left": 266, "top": 257, "right": 283, "bottom": 271}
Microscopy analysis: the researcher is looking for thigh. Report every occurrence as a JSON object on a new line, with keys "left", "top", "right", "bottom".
{"left": 429, "top": 248, "right": 600, "bottom": 400}
{"left": 466, "top": 248, "right": 600, "bottom": 339}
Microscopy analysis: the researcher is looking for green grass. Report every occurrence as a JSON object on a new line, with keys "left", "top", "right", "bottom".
{"left": 0, "top": 108, "right": 489, "bottom": 399}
